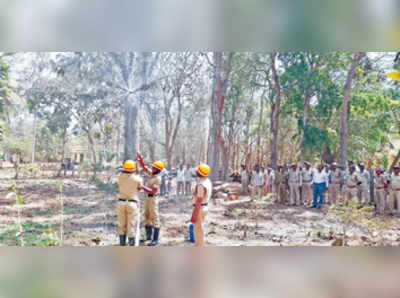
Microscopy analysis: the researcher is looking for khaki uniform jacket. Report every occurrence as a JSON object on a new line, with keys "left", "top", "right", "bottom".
{"left": 390, "top": 174, "right": 400, "bottom": 191}
{"left": 147, "top": 174, "right": 162, "bottom": 196}
{"left": 288, "top": 170, "right": 302, "bottom": 185}
{"left": 118, "top": 173, "right": 143, "bottom": 200}
{"left": 301, "top": 169, "right": 313, "bottom": 184}
{"left": 358, "top": 171, "right": 370, "bottom": 188}
{"left": 346, "top": 172, "right": 360, "bottom": 188}
{"left": 331, "top": 169, "right": 344, "bottom": 185}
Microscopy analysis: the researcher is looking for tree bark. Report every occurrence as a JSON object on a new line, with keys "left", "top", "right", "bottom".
{"left": 389, "top": 149, "right": 400, "bottom": 173}
{"left": 31, "top": 113, "right": 37, "bottom": 163}
{"left": 124, "top": 95, "right": 138, "bottom": 161}
{"left": 339, "top": 52, "right": 364, "bottom": 166}
{"left": 207, "top": 52, "right": 233, "bottom": 181}
{"left": 269, "top": 52, "right": 282, "bottom": 168}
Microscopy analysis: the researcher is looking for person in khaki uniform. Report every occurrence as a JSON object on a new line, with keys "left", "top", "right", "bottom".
{"left": 274, "top": 165, "right": 286, "bottom": 204}
{"left": 357, "top": 163, "right": 370, "bottom": 205}
{"left": 345, "top": 165, "right": 361, "bottom": 205}
{"left": 389, "top": 166, "right": 400, "bottom": 216}
{"left": 136, "top": 153, "right": 164, "bottom": 246}
{"left": 329, "top": 163, "right": 344, "bottom": 205}
{"left": 191, "top": 164, "right": 212, "bottom": 247}
{"left": 301, "top": 162, "right": 313, "bottom": 206}
{"left": 288, "top": 163, "right": 302, "bottom": 206}
{"left": 374, "top": 168, "right": 389, "bottom": 215}
{"left": 117, "top": 160, "right": 143, "bottom": 246}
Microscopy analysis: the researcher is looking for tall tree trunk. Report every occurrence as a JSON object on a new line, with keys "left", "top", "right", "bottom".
{"left": 207, "top": 52, "right": 233, "bottom": 181}
{"left": 340, "top": 52, "right": 364, "bottom": 166}
{"left": 269, "top": 52, "right": 282, "bottom": 168}
{"left": 300, "top": 88, "right": 311, "bottom": 165}
{"left": 31, "top": 113, "right": 37, "bottom": 163}
{"left": 256, "top": 91, "right": 266, "bottom": 163}
{"left": 87, "top": 132, "right": 97, "bottom": 164}
{"left": 124, "top": 95, "right": 138, "bottom": 161}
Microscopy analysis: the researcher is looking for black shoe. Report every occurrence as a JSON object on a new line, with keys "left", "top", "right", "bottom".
{"left": 148, "top": 228, "right": 160, "bottom": 246}
{"left": 119, "top": 235, "right": 126, "bottom": 246}
{"left": 128, "top": 237, "right": 135, "bottom": 246}
{"left": 145, "top": 225, "right": 153, "bottom": 241}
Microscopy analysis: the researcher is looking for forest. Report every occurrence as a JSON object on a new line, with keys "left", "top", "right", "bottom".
{"left": 1, "top": 51, "right": 400, "bottom": 247}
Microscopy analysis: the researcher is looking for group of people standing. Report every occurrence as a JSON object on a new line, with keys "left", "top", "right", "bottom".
{"left": 242, "top": 161, "right": 400, "bottom": 215}
{"left": 116, "top": 153, "right": 212, "bottom": 247}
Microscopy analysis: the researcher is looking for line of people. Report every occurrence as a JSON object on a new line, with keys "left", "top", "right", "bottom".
{"left": 244, "top": 162, "right": 400, "bottom": 216}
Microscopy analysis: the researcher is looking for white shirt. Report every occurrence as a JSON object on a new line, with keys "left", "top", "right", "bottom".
{"left": 312, "top": 169, "right": 329, "bottom": 187}
{"left": 177, "top": 169, "right": 185, "bottom": 182}
{"left": 252, "top": 171, "right": 264, "bottom": 187}
{"left": 185, "top": 168, "right": 194, "bottom": 181}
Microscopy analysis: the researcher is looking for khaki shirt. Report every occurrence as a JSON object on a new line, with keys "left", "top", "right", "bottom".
{"left": 275, "top": 171, "right": 286, "bottom": 184}
{"left": 301, "top": 168, "right": 313, "bottom": 183}
{"left": 118, "top": 173, "right": 143, "bottom": 200}
{"left": 331, "top": 169, "right": 344, "bottom": 184}
{"left": 375, "top": 174, "right": 388, "bottom": 189}
{"left": 146, "top": 174, "right": 162, "bottom": 196}
{"left": 346, "top": 172, "right": 360, "bottom": 188}
{"left": 288, "top": 169, "right": 302, "bottom": 184}
{"left": 391, "top": 174, "right": 400, "bottom": 191}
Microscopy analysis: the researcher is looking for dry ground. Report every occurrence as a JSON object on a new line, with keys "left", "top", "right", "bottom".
{"left": 2, "top": 168, "right": 400, "bottom": 246}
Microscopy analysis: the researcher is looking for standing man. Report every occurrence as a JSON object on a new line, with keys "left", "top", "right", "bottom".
{"left": 301, "top": 162, "right": 313, "bottom": 206}
{"left": 274, "top": 165, "right": 287, "bottom": 204}
{"left": 117, "top": 160, "right": 143, "bottom": 246}
{"left": 251, "top": 164, "right": 264, "bottom": 199}
{"left": 357, "top": 163, "right": 370, "bottom": 205}
{"left": 288, "top": 163, "right": 302, "bottom": 206}
{"left": 160, "top": 167, "right": 169, "bottom": 197}
{"left": 191, "top": 164, "right": 212, "bottom": 247}
{"left": 185, "top": 164, "right": 194, "bottom": 196}
{"left": 136, "top": 153, "right": 164, "bottom": 246}
{"left": 344, "top": 165, "right": 361, "bottom": 205}
{"left": 265, "top": 166, "right": 275, "bottom": 194}
{"left": 176, "top": 165, "right": 185, "bottom": 197}
{"left": 389, "top": 166, "right": 400, "bottom": 216}
{"left": 241, "top": 164, "right": 249, "bottom": 195}
{"left": 375, "top": 168, "right": 389, "bottom": 215}
{"left": 312, "top": 164, "right": 329, "bottom": 209}
{"left": 329, "top": 163, "right": 344, "bottom": 205}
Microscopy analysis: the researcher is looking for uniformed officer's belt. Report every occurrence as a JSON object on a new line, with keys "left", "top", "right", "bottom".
{"left": 303, "top": 180, "right": 311, "bottom": 183}
{"left": 376, "top": 187, "right": 385, "bottom": 190}
{"left": 193, "top": 203, "right": 208, "bottom": 207}
{"left": 148, "top": 194, "right": 157, "bottom": 197}
{"left": 119, "top": 199, "right": 138, "bottom": 203}
{"left": 395, "top": 189, "right": 400, "bottom": 191}
{"left": 347, "top": 185, "right": 356, "bottom": 189}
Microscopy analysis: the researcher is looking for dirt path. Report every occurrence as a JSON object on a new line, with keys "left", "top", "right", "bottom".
{"left": 2, "top": 177, "right": 400, "bottom": 246}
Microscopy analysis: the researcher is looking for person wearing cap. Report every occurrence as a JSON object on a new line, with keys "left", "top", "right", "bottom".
{"left": 329, "top": 163, "right": 344, "bottom": 205}
{"left": 344, "top": 165, "right": 361, "bottom": 205}
{"left": 357, "top": 163, "right": 371, "bottom": 205}
{"left": 301, "top": 162, "right": 313, "bottom": 206}
{"left": 136, "top": 152, "right": 164, "bottom": 246}
{"left": 389, "top": 166, "right": 400, "bottom": 216}
{"left": 117, "top": 160, "right": 143, "bottom": 246}
{"left": 375, "top": 168, "right": 389, "bottom": 215}
{"left": 191, "top": 164, "right": 212, "bottom": 247}
{"left": 288, "top": 163, "right": 302, "bottom": 206}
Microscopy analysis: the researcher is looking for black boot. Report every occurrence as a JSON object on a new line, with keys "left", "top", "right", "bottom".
{"left": 119, "top": 235, "right": 126, "bottom": 246}
{"left": 145, "top": 225, "right": 153, "bottom": 241}
{"left": 128, "top": 237, "right": 135, "bottom": 246}
{"left": 148, "top": 228, "right": 160, "bottom": 246}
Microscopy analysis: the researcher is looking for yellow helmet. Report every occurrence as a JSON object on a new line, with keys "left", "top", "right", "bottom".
{"left": 153, "top": 161, "right": 165, "bottom": 171}
{"left": 386, "top": 72, "right": 400, "bottom": 82}
{"left": 197, "top": 164, "right": 210, "bottom": 177}
{"left": 123, "top": 160, "right": 136, "bottom": 172}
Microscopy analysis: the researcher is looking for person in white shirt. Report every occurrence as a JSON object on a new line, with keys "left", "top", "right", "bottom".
{"left": 312, "top": 164, "right": 330, "bottom": 209}
{"left": 251, "top": 164, "right": 264, "bottom": 199}
{"left": 176, "top": 165, "right": 185, "bottom": 196}
{"left": 184, "top": 164, "right": 194, "bottom": 196}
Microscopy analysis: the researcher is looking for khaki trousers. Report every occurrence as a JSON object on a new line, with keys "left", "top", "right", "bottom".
{"left": 375, "top": 189, "right": 386, "bottom": 214}
{"left": 357, "top": 186, "right": 370, "bottom": 205}
{"left": 194, "top": 207, "right": 208, "bottom": 247}
{"left": 302, "top": 183, "right": 312, "bottom": 205}
{"left": 329, "top": 184, "right": 341, "bottom": 205}
{"left": 391, "top": 190, "right": 400, "bottom": 214}
{"left": 345, "top": 187, "right": 358, "bottom": 205}
{"left": 117, "top": 201, "right": 138, "bottom": 238}
{"left": 144, "top": 196, "right": 161, "bottom": 228}
{"left": 289, "top": 183, "right": 300, "bottom": 205}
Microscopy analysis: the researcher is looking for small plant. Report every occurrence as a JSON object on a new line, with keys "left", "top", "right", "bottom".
{"left": 6, "top": 183, "right": 24, "bottom": 246}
